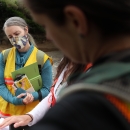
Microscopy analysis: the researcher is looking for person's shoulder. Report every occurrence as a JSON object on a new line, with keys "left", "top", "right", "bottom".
{"left": 30, "top": 91, "right": 129, "bottom": 130}
{"left": 58, "top": 90, "right": 107, "bottom": 106}
{"left": 56, "top": 91, "right": 130, "bottom": 129}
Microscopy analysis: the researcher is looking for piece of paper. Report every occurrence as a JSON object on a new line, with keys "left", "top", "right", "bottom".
{"left": 14, "top": 74, "right": 35, "bottom": 93}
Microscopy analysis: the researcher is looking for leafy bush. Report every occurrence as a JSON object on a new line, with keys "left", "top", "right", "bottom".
{"left": 0, "top": 0, "right": 45, "bottom": 35}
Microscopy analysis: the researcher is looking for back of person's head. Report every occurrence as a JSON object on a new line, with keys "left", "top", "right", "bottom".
{"left": 24, "top": 0, "right": 130, "bottom": 37}
{"left": 3, "top": 16, "right": 36, "bottom": 46}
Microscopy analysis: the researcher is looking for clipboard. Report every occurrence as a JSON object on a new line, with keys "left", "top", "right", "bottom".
{"left": 11, "top": 62, "right": 42, "bottom": 91}
{"left": 11, "top": 62, "right": 40, "bottom": 79}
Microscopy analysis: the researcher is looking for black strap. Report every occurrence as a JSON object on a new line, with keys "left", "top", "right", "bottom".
{"left": 38, "top": 65, "right": 42, "bottom": 75}
{"left": 9, "top": 123, "right": 29, "bottom": 130}
{"left": 38, "top": 90, "right": 42, "bottom": 101}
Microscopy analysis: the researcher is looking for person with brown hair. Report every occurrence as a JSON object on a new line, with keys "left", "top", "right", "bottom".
{"left": 4, "top": 0, "right": 130, "bottom": 129}
{"left": 0, "top": 56, "right": 89, "bottom": 129}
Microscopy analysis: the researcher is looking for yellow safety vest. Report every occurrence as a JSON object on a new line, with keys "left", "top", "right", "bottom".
{"left": 0, "top": 47, "right": 51, "bottom": 116}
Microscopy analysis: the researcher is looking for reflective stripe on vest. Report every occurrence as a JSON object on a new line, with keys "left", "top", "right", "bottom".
{"left": 4, "top": 77, "right": 14, "bottom": 86}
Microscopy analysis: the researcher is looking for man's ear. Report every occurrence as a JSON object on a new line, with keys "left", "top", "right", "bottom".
{"left": 24, "top": 26, "right": 29, "bottom": 34}
{"left": 64, "top": 6, "right": 88, "bottom": 35}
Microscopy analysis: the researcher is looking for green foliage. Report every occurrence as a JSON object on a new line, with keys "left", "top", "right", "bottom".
{"left": 0, "top": 0, "right": 45, "bottom": 34}
{"left": 2, "top": 0, "right": 17, "bottom": 8}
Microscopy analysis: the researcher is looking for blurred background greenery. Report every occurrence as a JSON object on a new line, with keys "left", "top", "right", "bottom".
{"left": 0, "top": 0, "right": 61, "bottom": 70}
{"left": 0, "top": 0, "right": 46, "bottom": 43}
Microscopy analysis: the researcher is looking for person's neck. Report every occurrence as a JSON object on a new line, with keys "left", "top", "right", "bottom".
{"left": 90, "top": 36, "right": 130, "bottom": 63}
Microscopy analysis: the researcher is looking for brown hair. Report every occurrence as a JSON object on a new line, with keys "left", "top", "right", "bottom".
{"left": 55, "top": 56, "right": 88, "bottom": 84}
{"left": 24, "top": 0, "right": 130, "bottom": 37}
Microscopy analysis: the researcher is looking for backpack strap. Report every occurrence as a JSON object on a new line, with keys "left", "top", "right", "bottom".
{"left": 2, "top": 48, "right": 46, "bottom": 66}
{"left": 36, "top": 50, "right": 45, "bottom": 68}
{"left": 58, "top": 82, "right": 130, "bottom": 103}
{"left": 61, "top": 62, "right": 130, "bottom": 100}
{"left": 36, "top": 50, "right": 46, "bottom": 101}
{"left": 2, "top": 48, "right": 11, "bottom": 63}
{"left": 58, "top": 63, "right": 130, "bottom": 102}
{"left": 2, "top": 48, "right": 45, "bottom": 75}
